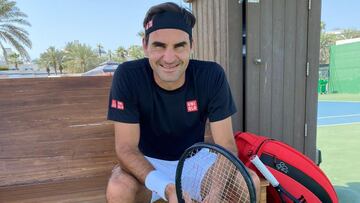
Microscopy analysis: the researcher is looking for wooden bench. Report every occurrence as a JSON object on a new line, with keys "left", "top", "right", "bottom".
{"left": 0, "top": 76, "right": 117, "bottom": 202}
{"left": 0, "top": 76, "right": 268, "bottom": 202}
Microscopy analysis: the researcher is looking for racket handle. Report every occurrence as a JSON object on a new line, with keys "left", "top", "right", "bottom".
{"left": 250, "top": 155, "right": 279, "bottom": 187}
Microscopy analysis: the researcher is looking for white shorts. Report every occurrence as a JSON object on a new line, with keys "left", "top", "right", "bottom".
{"left": 145, "top": 149, "right": 216, "bottom": 202}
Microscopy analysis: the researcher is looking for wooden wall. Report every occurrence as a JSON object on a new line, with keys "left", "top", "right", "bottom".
{"left": 190, "top": 0, "right": 244, "bottom": 132}
{"left": 0, "top": 77, "right": 116, "bottom": 187}
{"left": 246, "top": 0, "right": 309, "bottom": 151}
{"left": 187, "top": 0, "right": 321, "bottom": 160}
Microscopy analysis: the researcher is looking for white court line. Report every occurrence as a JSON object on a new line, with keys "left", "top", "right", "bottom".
{"left": 318, "top": 121, "right": 360, "bottom": 127}
{"left": 318, "top": 114, "right": 360, "bottom": 119}
{"left": 319, "top": 100, "right": 360, "bottom": 103}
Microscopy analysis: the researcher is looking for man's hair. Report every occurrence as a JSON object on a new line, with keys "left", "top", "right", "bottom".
{"left": 143, "top": 2, "right": 196, "bottom": 46}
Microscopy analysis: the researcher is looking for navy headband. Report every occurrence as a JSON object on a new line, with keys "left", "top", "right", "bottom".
{"left": 144, "top": 11, "right": 192, "bottom": 38}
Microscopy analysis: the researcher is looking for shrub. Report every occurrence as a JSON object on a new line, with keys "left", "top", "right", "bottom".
{"left": 0, "top": 65, "right": 9, "bottom": 71}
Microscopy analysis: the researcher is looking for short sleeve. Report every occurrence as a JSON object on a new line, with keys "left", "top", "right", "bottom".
{"left": 107, "top": 65, "right": 139, "bottom": 123}
{"left": 207, "top": 64, "right": 237, "bottom": 122}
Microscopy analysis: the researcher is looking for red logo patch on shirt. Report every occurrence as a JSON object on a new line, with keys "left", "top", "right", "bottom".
{"left": 117, "top": 101, "right": 124, "bottom": 110}
{"left": 111, "top": 99, "right": 125, "bottom": 110}
{"left": 111, "top": 99, "right": 117, "bottom": 108}
{"left": 186, "top": 100, "right": 198, "bottom": 112}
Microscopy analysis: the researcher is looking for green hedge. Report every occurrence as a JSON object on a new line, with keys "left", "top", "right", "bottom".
{"left": 0, "top": 65, "right": 9, "bottom": 71}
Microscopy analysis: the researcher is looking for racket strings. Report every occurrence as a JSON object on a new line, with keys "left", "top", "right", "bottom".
{"left": 181, "top": 149, "right": 251, "bottom": 203}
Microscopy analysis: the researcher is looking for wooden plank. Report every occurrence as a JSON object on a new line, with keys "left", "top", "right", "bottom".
{"left": 0, "top": 77, "right": 117, "bottom": 187}
{"left": 228, "top": 0, "right": 244, "bottom": 131}
{"left": 0, "top": 132, "right": 114, "bottom": 158}
{"left": 207, "top": 0, "right": 215, "bottom": 60}
{"left": 219, "top": 1, "right": 228, "bottom": 70}
{"left": 192, "top": 2, "right": 198, "bottom": 59}
{"left": 260, "top": 179, "right": 269, "bottom": 203}
{"left": 198, "top": 0, "right": 204, "bottom": 59}
{"left": 202, "top": 0, "right": 209, "bottom": 60}
{"left": 245, "top": 0, "right": 261, "bottom": 134}
{"left": 293, "top": 0, "right": 308, "bottom": 152}
{"left": 259, "top": 0, "right": 273, "bottom": 136}
{"left": 214, "top": 0, "right": 221, "bottom": 64}
{"left": 270, "top": 0, "right": 285, "bottom": 140}
{"left": 282, "top": 0, "right": 297, "bottom": 146}
{"left": 0, "top": 175, "right": 109, "bottom": 203}
{"left": 0, "top": 157, "right": 115, "bottom": 187}
{"left": 305, "top": 0, "right": 321, "bottom": 160}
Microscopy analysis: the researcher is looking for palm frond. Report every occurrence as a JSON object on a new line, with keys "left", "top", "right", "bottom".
{"left": 0, "top": 41, "right": 9, "bottom": 63}
{"left": 0, "top": 18, "right": 31, "bottom": 26}
{"left": 1, "top": 32, "right": 30, "bottom": 60}
{"left": 0, "top": 0, "right": 31, "bottom": 61}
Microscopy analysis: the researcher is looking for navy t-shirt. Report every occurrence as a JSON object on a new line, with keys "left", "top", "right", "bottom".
{"left": 107, "top": 58, "right": 236, "bottom": 160}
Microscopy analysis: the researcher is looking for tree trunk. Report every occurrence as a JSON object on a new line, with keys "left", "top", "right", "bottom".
{"left": 54, "top": 62, "right": 58, "bottom": 75}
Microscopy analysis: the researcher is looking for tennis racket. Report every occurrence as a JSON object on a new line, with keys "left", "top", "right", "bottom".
{"left": 175, "top": 142, "right": 257, "bottom": 203}
{"left": 250, "top": 155, "right": 304, "bottom": 203}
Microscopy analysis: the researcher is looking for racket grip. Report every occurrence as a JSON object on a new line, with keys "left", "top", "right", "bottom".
{"left": 250, "top": 155, "right": 279, "bottom": 187}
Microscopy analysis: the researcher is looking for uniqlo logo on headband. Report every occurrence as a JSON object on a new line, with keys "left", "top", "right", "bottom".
{"left": 111, "top": 99, "right": 124, "bottom": 110}
{"left": 186, "top": 100, "right": 198, "bottom": 112}
{"left": 145, "top": 20, "right": 153, "bottom": 30}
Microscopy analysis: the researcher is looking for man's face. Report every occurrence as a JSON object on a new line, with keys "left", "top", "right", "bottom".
{"left": 143, "top": 29, "right": 192, "bottom": 90}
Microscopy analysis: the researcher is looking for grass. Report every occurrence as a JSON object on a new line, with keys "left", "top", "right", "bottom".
{"left": 318, "top": 93, "right": 360, "bottom": 102}
{"left": 317, "top": 115, "right": 360, "bottom": 201}
{"left": 317, "top": 123, "right": 360, "bottom": 187}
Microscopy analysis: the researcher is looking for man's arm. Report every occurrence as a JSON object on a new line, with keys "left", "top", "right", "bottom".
{"left": 114, "top": 122, "right": 153, "bottom": 184}
{"left": 210, "top": 117, "right": 261, "bottom": 202}
{"left": 209, "top": 116, "right": 238, "bottom": 156}
{"left": 114, "top": 122, "right": 177, "bottom": 201}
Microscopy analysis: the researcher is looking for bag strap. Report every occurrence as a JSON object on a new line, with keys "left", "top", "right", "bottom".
{"left": 235, "top": 131, "right": 271, "bottom": 156}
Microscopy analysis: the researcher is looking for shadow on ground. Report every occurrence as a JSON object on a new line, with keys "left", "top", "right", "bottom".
{"left": 335, "top": 182, "right": 360, "bottom": 203}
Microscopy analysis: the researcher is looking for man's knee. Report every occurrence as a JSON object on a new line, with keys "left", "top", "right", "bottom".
{"left": 108, "top": 165, "right": 137, "bottom": 191}
{"left": 106, "top": 165, "right": 151, "bottom": 202}
{"left": 248, "top": 169, "right": 261, "bottom": 202}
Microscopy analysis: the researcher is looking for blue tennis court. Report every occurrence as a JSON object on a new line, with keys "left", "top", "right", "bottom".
{"left": 317, "top": 101, "right": 360, "bottom": 126}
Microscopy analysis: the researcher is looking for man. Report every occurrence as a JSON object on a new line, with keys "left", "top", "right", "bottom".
{"left": 106, "top": 2, "right": 259, "bottom": 203}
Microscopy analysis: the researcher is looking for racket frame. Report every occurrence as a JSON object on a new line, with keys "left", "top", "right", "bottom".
{"left": 175, "top": 142, "right": 257, "bottom": 203}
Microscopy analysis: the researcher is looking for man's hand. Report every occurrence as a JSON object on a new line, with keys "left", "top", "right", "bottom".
{"left": 165, "top": 183, "right": 178, "bottom": 203}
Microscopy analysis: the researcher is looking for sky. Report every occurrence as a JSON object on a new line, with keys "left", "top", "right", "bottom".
{"left": 321, "top": 0, "right": 360, "bottom": 31}
{"left": 14, "top": 0, "right": 188, "bottom": 60}
{"left": 12, "top": 0, "right": 360, "bottom": 60}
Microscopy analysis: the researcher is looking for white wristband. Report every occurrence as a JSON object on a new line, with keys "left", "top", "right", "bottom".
{"left": 145, "top": 170, "right": 174, "bottom": 200}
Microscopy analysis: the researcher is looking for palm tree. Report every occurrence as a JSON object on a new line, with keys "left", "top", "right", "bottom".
{"left": 38, "top": 46, "right": 65, "bottom": 75}
{"left": 8, "top": 52, "right": 21, "bottom": 70}
{"left": 127, "top": 45, "right": 144, "bottom": 60}
{"left": 320, "top": 22, "right": 337, "bottom": 64}
{"left": 96, "top": 43, "right": 105, "bottom": 57}
{"left": 0, "top": 0, "right": 32, "bottom": 63}
{"left": 137, "top": 30, "right": 145, "bottom": 39}
{"left": 115, "top": 46, "right": 127, "bottom": 62}
{"left": 319, "top": 22, "right": 360, "bottom": 64}
{"left": 107, "top": 49, "right": 112, "bottom": 61}
{"left": 339, "top": 29, "right": 360, "bottom": 40}
{"left": 64, "top": 41, "right": 97, "bottom": 73}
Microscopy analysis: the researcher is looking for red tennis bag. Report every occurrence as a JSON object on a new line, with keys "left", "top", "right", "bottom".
{"left": 235, "top": 131, "right": 338, "bottom": 203}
